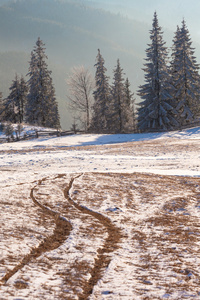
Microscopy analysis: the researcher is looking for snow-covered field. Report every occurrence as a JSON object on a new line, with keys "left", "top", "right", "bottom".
{"left": 1, "top": 127, "right": 200, "bottom": 299}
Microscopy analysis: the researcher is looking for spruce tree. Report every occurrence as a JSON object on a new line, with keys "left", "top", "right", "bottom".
{"left": 170, "top": 20, "right": 200, "bottom": 127}
{"left": 19, "top": 76, "right": 28, "bottom": 123}
{"left": 110, "top": 59, "right": 133, "bottom": 133}
{"left": 26, "top": 37, "right": 60, "bottom": 128}
{"left": 0, "top": 95, "right": 4, "bottom": 121}
{"left": 91, "top": 49, "right": 110, "bottom": 133}
{"left": 2, "top": 75, "right": 27, "bottom": 123}
{"left": 138, "top": 12, "right": 177, "bottom": 132}
{"left": 2, "top": 89, "right": 17, "bottom": 123}
{"left": 124, "top": 77, "right": 136, "bottom": 132}
{"left": 110, "top": 59, "right": 124, "bottom": 133}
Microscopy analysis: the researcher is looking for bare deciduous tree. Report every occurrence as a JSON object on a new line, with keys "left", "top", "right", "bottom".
{"left": 67, "top": 66, "right": 94, "bottom": 132}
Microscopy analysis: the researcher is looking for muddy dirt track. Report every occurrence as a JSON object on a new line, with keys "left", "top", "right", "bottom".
{"left": 0, "top": 174, "right": 123, "bottom": 299}
{"left": 1, "top": 172, "right": 200, "bottom": 298}
{"left": 1, "top": 136, "right": 200, "bottom": 298}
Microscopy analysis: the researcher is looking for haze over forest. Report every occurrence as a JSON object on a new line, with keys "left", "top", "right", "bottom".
{"left": 1, "top": 0, "right": 200, "bottom": 129}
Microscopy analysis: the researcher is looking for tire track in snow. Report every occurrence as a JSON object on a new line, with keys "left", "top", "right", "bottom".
{"left": 63, "top": 175, "right": 123, "bottom": 300}
{"left": 0, "top": 174, "right": 72, "bottom": 284}
{"left": 1, "top": 174, "right": 123, "bottom": 298}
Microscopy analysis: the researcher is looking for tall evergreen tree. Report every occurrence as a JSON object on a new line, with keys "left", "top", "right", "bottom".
{"left": 26, "top": 37, "right": 60, "bottom": 128}
{"left": 124, "top": 77, "right": 136, "bottom": 132}
{"left": 2, "top": 75, "right": 28, "bottom": 123}
{"left": 110, "top": 59, "right": 133, "bottom": 132}
{"left": 110, "top": 59, "right": 125, "bottom": 133}
{"left": 138, "top": 12, "right": 178, "bottom": 132}
{"left": 91, "top": 49, "right": 110, "bottom": 133}
{"left": 170, "top": 20, "right": 200, "bottom": 127}
{"left": 2, "top": 89, "right": 16, "bottom": 123}
{"left": 18, "top": 76, "right": 28, "bottom": 123}
{"left": 0, "top": 95, "right": 4, "bottom": 121}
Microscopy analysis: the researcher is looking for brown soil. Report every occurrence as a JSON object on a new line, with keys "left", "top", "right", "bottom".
{"left": 1, "top": 174, "right": 123, "bottom": 300}
{"left": 1, "top": 176, "right": 72, "bottom": 284}
{"left": 63, "top": 178, "right": 123, "bottom": 299}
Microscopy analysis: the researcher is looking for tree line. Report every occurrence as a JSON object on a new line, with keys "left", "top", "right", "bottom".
{"left": 1, "top": 12, "right": 200, "bottom": 134}
{"left": 68, "top": 12, "right": 200, "bottom": 133}
{"left": 67, "top": 50, "right": 136, "bottom": 133}
{"left": 0, "top": 37, "right": 60, "bottom": 129}
{"left": 138, "top": 12, "right": 200, "bottom": 132}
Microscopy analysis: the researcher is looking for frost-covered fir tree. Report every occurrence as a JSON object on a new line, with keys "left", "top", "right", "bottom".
{"left": 138, "top": 12, "right": 178, "bottom": 132}
{"left": 0, "top": 93, "right": 7, "bottom": 122}
{"left": 2, "top": 90, "right": 16, "bottom": 123}
{"left": 170, "top": 20, "right": 200, "bottom": 127}
{"left": 46, "top": 76, "right": 61, "bottom": 129}
{"left": 109, "top": 59, "right": 125, "bottom": 133}
{"left": 3, "top": 75, "right": 28, "bottom": 123}
{"left": 110, "top": 59, "right": 133, "bottom": 133}
{"left": 124, "top": 77, "right": 136, "bottom": 132}
{"left": 19, "top": 76, "right": 28, "bottom": 123}
{"left": 0, "top": 95, "right": 4, "bottom": 121}
{"left": 90, "top": 49, "right": 110, "bottom": 133}
{"left": 26, "top": 38, "right": 60, "bottom": 128}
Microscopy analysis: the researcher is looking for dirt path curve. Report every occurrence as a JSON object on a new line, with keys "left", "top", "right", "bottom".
{"left": 0, "top": 175, "right": 72, "bottom": 285}
{"left": 1, "top": 174, "right": 123, "bottom": 300}
{"left": 63, "top": 176, "right": 123, "bottom": 300}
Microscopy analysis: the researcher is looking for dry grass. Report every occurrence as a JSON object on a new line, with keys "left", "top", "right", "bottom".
{"left": 1, "top": 171, "right": 200, "bottom": 299}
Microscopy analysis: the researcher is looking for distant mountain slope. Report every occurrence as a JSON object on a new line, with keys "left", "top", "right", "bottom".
{"left": 0, "top": 0, "right": 149, "bottom": 55}
{"left": 0, "top": 0, "right": 11, "bottom": 5}
{"left": 0, "top": 0, "right": 189, "bottom": 129}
